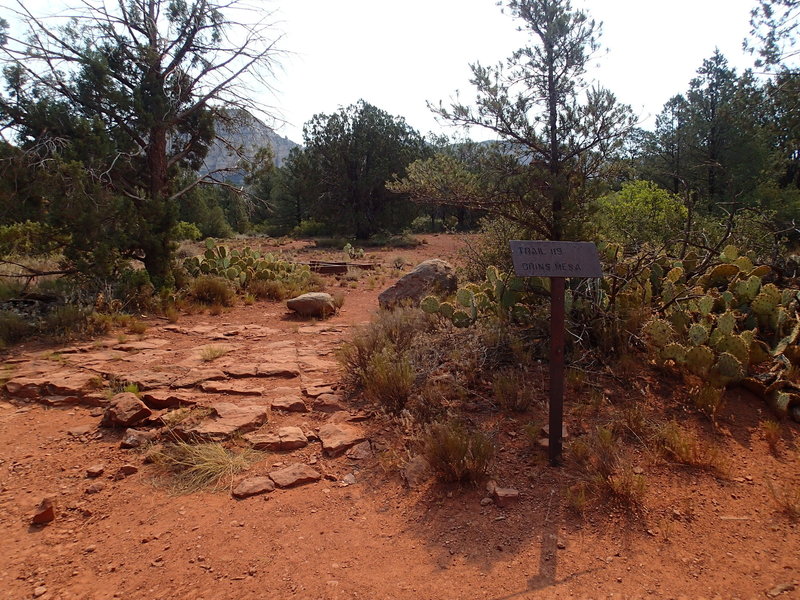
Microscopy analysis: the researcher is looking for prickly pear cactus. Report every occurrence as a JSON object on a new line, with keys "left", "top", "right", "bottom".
{"left": 636, "top": 244, "right": 799, "bottom": 420}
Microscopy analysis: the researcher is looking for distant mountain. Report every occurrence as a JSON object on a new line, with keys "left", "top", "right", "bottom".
{"left": 201, "top": 110, "right": 300, "bottom": 183}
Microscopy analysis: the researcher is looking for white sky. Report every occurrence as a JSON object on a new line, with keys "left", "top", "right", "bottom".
{"left": 6, "top": 0, "right": 758, "bottom": 143}
{"left": 273, "top": 0, "right": 757, "bottom": 142}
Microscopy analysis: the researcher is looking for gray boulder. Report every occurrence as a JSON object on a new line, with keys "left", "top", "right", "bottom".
{"left": 378, "top": 259, "right": 457, "bottom": 309}
{"left": 286, "top": 292, "right": 336, "bottom": 318}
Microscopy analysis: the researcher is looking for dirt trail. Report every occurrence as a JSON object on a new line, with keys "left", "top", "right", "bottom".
{"left": 1, "top": 235, "right": 799, "bottom": 600}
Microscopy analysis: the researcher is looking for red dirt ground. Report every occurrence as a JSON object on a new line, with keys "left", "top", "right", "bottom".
{"left": 1, "top": 234, "right": 798, "bottom": 600}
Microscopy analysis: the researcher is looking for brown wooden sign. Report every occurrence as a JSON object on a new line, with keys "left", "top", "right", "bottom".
{"left": 510, "top": 240, "right": 602, "bottom": 278}
{"left": 510, "top": 240, "right": 603, "bottom": 466}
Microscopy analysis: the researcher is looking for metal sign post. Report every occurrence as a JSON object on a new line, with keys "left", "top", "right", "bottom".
{"left": 510, "top": 240, "right": 602, "bottom": 466}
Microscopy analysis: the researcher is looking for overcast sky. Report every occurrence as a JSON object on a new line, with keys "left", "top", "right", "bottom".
{"left": 7, "top": 0, "right": 759, "bottom": 143}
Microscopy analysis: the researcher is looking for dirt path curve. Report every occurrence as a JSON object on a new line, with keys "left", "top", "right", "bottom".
{"left": 1, "top": 235, "right": 799, "bottom": 600}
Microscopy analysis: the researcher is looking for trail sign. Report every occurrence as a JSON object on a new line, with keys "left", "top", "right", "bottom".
{"left": 510, "top": 240, "right": 602, "bottom": 466}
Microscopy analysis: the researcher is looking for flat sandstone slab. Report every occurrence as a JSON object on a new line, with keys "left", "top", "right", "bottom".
{"left": 268, "top": 463, "right": 321, "bottom": 488}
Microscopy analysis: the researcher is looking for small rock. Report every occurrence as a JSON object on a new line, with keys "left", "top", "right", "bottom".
{"left": 86, "top": 464, "right": 105, "bottom": 478}
{"left": 340, "top": 473, "right": 356, "bottom": 487}
{"left": 31, "top": 498, "right": 56, "bottom": 524}
{"left": 113, "top": 464, "right": 139, "bottom": 480}
{"left": 85, "top": 482, "right": 105, "bottom": 494}
{"left": 318, "top": 423, "right": 366, "bottom": 457}
{"left": 402, "top": 455, "right": 429, "bottom": 488}
{"left": 269, "top": 463, "right": 322, "bottom": 488}
{"left": 232, "top": 477, "right": 275, "bottom": 499}
{"left": 277, "top": 426, "right": 308, "bottom": 450}
{"left": 480, "top": 497, "right": 494, "bottom": 507}
{"left": 540, "top": 423, "right": 570, "bottom": 439}
{"left": 493, "top": 487, "right": 520, "bottom": 508}
{"left": 67, "top": 424, "right": 94, "bottom": 437}
{"left": 120, "top": 428, "right": 159, "bottom": 449}
{"left": 313, "top": 394, "right": 347, "bottom": 413}
{"left": 101, "top": 392, "right": 152, "bottom": 428}
{"left": 485, "top": 480, "right": 498, "bottom": 495}
{"left": 767, "top": 583, "right": 796, "bottom": 598}
{"left": 33, "top": 586, "right": 47, "bottom": 598}
{"left": 633, "top": 466, "right": 644, "bottom": 475}
{"left": 270, "top": 397, "right": 308, "bottom": 413}
{"left": 345, "top": 441, "right": 373, "bottom": 460}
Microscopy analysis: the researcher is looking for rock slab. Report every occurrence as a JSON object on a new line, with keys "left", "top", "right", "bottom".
{"left": 246, "top": 426, "right": 308, "bottom": 451}
{"left": 318, "top": 423, "right": 366, "bottom": 457}
{"left": 232, "top": 477, "right": 275, "bottom": 499}
{"left": 269, "top": 463, "right": 321, "bottom": 488}
{"left": 179, "top": 403, "right": 268, "bottom": 441}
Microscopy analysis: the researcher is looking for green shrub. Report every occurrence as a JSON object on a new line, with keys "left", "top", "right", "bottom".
{"left": 292, "top": 219, "right": 331, "bottom": 238}
{"left": 593, "top": 180, "right": 687, "bottom": 250}
{"left": 0, "top": 311, "right": 33, "bottom": 345}
{"left": 459, "top": 216, "right": 529, "bottom": 282}
{"left": 189, "top": 276, "right": 235, "bottom": 306}
{"left": 424, "top": 421, "right": 494, "bottom": 483}
{"left": 173, "top": 221, "right": 202, "bottom": 241}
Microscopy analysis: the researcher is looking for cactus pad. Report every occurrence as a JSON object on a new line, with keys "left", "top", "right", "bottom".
{"left": 643, "top": 319, "right": 674, "bottom": 347}
{"left": 420, "top": 296, "right": 440, "bottom": 314}
{"left": 661, "top": 343, "right": 688, "bottom": 364}
{"left": 688, "top": 323, "right": 710, "bottom": 346}
{"left": 687, "top": 345, "right": 715, "bottom": 376}
{"left": 707, "top": 263, "right": 740, "bottom": 287}
{"left": 714, "top": 352, "right": 744, "bottom": 382}
{"left": 715, "top": 311, "right": 736, "bottom": 335}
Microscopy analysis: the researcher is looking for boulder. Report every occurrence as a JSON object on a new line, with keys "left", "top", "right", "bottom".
{"left": 378, "top": 259, "right": 457, "bottom": 309}
{"left": 286, "top": 293, "right": 336, "bottom": 319}
{"left": 100, "top": 393, "right": 152, "bottom": 428}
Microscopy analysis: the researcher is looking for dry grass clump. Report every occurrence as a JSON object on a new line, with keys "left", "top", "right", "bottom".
{"left": 127, "top": 318, "right": 149, "bottom": 335}
{"left": 768, "top": 481, "right": 800, "bottom": 521}
{"left": 423, "top": 421, "right": 494, "bottom": 483}
{"left": 655, "top": 421, "right": 727, "bottom": 473}
{"left": 150, "top": 440, "right": 258, "bottom": 494}
{"left": 160, "top": 406, "right": 214, "bottom": 429}
{"left": 762, "top": 420, "right": 782, "bottom": 455}
{"left": 493, "top": 368, "right": 535, "bottom": 412}
{"left": 200, "top": 345, "right": 230, "bottom": 362}
{"left": 363, "top": 345, "right": 415, "bottom": 414}
{"left": 189, "top": 276, "right": 235, "bottom": 306}
{"left": 567, "top": 427, "right": 647, "bottom": 510}
{"left": 339, "top": 307, "right": 432, "bottom": 384}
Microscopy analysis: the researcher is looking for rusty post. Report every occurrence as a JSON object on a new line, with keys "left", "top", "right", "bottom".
{"left": 549, "top": 277, "right": 566, "bottom": 466}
